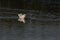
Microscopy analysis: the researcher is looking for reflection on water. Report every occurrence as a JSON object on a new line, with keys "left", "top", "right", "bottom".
{"left": 0, "top": 19, "right": 60, "bottom": 40}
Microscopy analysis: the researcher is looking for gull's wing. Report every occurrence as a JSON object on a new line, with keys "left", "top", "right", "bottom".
{"left": 18, "top": 14, "right": 26, "bottom": 18}
{"left": 21, "top": 14, "right": 26, "bottom": 18}
{"left": 22, "top": 19, "right": 25, "bottom": 23}
{"left": 18, "top": 14, "right": 22, "bottom": 17}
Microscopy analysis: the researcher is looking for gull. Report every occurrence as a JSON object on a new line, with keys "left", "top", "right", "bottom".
{"left": 18, "top": 13, "right": 26, "bottom": 23}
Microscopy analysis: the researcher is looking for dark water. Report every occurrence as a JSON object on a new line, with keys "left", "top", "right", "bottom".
{"left": 0, "top": 8, "right": 60, "bottom": 40}
{"left": 0, "top": 19, "right": 60, "bottom": 40}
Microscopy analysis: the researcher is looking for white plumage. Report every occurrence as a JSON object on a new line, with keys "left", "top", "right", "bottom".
{"left": 18, "top": 13, "right": 26, "bottom": 23}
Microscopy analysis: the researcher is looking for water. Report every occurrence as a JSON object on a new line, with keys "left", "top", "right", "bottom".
{"left": 0, "top": 8, "right": 60, "bottom": 40}
{"left": 0, "top": 19, "right": 59, "bottom": 40}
